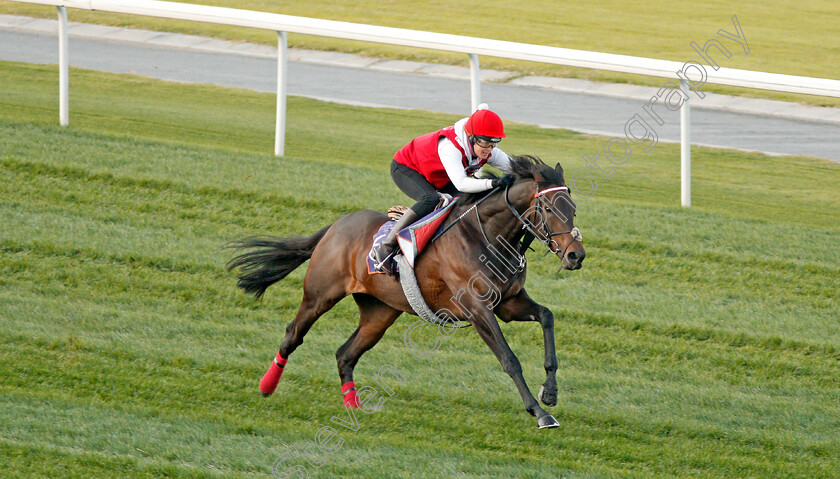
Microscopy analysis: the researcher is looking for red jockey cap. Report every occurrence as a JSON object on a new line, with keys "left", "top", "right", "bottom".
{"left": 465, "top": 107, "right": 506, "bottom": 140}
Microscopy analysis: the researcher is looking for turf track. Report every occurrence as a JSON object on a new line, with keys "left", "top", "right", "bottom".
{"left": 1, "top": 61, "right": 839, "bottom": 478}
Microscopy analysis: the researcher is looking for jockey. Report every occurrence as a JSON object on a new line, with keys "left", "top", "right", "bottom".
{"left": 371, "top": 104, "right": 516, "bottom": 274}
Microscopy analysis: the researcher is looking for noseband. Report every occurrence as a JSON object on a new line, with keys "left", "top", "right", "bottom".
{"left": 426, "top": 182, "right": 583, "bottom": 305}
{"left": 433, "top": 183, "right": 582, "bottom": 259}
{"left": 505, "top": 185, "right": 582, "bottom": 259}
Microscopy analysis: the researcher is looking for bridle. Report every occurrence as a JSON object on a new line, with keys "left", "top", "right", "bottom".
{"left": 424, "top": 181, "right": 583, "bottom": 320}
{"left": 431, "top": 182, "right": 583, "bottom": 263}
{"left": 504, "top": 184, "right": 582, "bottom": 259}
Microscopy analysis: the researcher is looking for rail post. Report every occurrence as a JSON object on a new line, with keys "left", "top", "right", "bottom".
{"left": 680, "top": 79, "right": 691, "bottom": 207}
{"left": 274, "top": 30, "right": 287, "bottom": 157}
{"left": 57, "top": 5, "right": 69, "bottom": 126}
{"left": 468, "top": 54, "right": 480, "bottom": 112}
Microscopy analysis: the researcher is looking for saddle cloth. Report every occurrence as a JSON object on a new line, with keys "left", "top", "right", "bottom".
{"left": 366, "top": 196, "right": 458, "bottom": 274}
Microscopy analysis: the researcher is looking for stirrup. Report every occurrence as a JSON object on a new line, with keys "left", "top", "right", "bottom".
{"left": 370, "top": 243, "right": 396, "bottom": 275}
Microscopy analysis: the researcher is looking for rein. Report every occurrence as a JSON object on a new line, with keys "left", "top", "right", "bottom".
{"left": 429, "top": 187, "right": 501, "bottom": 243}
{"left": 505, "top": 185, "right": 582, "bottom": 259}
{"left": 425, "top": 181, "right": 582, "bottom": 306}
{"left": 492, "top": 184, "right": 582, "bottom": 297}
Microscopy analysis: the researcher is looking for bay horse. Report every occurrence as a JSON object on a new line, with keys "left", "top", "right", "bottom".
{"left": 227, "top": 155, "right": 585, "bottom": 429}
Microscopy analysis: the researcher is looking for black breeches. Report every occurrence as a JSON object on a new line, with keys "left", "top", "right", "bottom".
{"left": 390, "top": 160, "right": 458, "bottom": 218}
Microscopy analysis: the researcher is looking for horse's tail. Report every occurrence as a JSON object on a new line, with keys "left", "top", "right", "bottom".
{"left": 226, "top": 225, "right": 332, "bottom": 299}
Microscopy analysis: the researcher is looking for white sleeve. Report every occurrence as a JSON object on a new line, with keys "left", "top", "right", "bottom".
{"left": 438, "top": 138, "right": 494, "bottom": 193}
{"left": 486, "top": 147, "right": 513, "bottom": 173}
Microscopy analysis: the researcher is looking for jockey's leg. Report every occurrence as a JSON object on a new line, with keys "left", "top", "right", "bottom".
{"left": 390, "top": 160, "right": 440, "bottom": 210}
{"left": 372, "top": 162, "right": 441, "bottom": 274}
{"left": 370, "top": 207, "right": 419, "bottom": 274}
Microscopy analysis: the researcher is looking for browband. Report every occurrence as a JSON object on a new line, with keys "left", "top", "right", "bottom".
{"left": 534, "top": 186, "right": 568, "bottom": 198}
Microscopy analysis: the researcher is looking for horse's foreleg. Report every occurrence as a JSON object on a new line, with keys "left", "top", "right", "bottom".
{"left": 496, "top": 289, "right": 558, "bottom": 407}
{"left": 470, "top": 312, "right": 559, "bottom": 429}
{"left": 335, "top": 293, "right": 402, "bottom": 408}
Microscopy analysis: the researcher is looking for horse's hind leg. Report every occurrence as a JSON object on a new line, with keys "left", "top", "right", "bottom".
{"left": 259, "top": 286, "right": 346, "bottom": 397}
{"left": 335, "top": 293, "right": 402, "bottom": 408}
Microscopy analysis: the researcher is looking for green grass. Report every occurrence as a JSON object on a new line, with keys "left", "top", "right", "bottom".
{"left": 1, "top": 0, "right": 838, "bottom": 107}
{"left": 1, "top": 61, "right": 839, "bottom": 478}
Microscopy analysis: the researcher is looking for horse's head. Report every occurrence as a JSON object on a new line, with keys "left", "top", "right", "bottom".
{"left": 508, "top": 156, "right": 585, "bottom": 270}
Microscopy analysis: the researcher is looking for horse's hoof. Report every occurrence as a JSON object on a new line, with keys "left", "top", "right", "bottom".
{"left": 539, "top": 385, "right": 557, "bottom": 407}
{"left": 537, "top": 414, "right": 560, "bottom": 429}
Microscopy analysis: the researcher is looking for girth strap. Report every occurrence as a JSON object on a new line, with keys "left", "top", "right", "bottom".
{"left": 394, "top": 255, "right": 471, "bottom": 329}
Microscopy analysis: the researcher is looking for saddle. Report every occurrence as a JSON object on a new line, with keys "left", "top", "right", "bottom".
{"left": 367, "top": 196, "right": 458, "bottom": 274}
{"left": 386, "top": 205, "right": 410, "bottom": 220}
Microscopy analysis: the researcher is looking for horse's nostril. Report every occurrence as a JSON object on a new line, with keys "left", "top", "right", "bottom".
{"left": 566, "top": 250, "right": 585, "bottom": 265}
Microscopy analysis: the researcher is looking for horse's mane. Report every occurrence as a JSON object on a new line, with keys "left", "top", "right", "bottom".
{"left": 457, "top": 155, "right": 565, "bottom": 206}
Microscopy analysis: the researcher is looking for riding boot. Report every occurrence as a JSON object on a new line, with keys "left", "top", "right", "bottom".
{"left": 371, "top": 208, "right": 420, "bottom": 275}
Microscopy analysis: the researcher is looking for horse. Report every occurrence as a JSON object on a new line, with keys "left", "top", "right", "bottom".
{"left": 226, "top": 155, "right": 585, "bottom": 429}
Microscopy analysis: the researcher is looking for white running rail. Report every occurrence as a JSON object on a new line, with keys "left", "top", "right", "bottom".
{"left": 8, "top": 0, "right": 840, "bottom": 207}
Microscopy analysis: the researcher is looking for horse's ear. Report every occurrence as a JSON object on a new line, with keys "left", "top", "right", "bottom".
{"left": 554, "top": 163, "right": 565, "bottom": 183}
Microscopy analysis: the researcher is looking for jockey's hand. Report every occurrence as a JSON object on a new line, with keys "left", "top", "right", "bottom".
{"left": 491, "top": 175, "right": 515, "bottom": 189}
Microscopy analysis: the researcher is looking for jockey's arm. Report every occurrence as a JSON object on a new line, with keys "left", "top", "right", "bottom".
{"left": 480, "top": 148, "right": 513, "bottom": 175}
{"left": 438, "top": 139, "right": 495, "bottom": 193}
